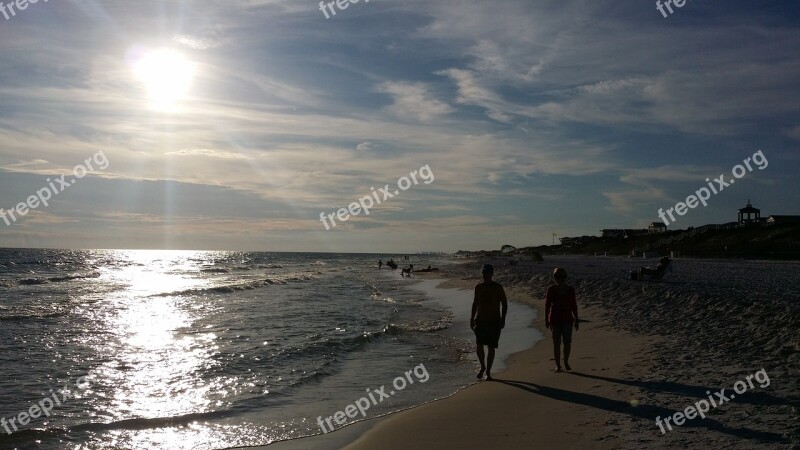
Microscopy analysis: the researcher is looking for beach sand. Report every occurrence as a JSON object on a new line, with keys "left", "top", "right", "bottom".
{"left": 345, "top": 280, "right": 657, "bottom": 449}
{"left": 263, "top": 256, "right": 799, "bottom": 449}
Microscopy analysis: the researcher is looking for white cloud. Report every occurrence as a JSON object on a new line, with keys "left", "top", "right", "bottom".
{"left": 437, "top": 68, "right": 513, "bottom": 123}
{"left": 376, "top": 81, "right": 453, "bottom": 122}
{"left": 165, "top": 149, "right": 250, "bottom": 159}
{"left": 173, "top": 34, "right": 219, "bottom": 50}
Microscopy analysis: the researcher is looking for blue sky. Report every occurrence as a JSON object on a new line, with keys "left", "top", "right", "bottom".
{"left": 0, "top": 0, "right": 798, "bottom": 252}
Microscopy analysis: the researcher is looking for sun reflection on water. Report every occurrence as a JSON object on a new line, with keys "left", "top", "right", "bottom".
{"left": 85, "top": 250, "right": 235, "bottom": 447}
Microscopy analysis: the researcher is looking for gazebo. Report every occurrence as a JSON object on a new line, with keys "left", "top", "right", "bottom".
{"left": 738, "top": 200, "right": 761, "bottom": 225}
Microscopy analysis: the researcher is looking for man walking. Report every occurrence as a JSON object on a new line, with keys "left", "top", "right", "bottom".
{"left": 470, "top": 264, "right": 508, "bottom": 381}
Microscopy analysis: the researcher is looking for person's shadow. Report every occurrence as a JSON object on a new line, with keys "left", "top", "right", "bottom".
{"left": 494, "top": 378, "right": 788, "bottom": 445}
{"left": 566, "top": 372, "right": 797, "bottom": 408}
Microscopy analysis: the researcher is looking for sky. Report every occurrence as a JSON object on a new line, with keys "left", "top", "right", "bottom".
{"left": 0, "top": 0, "right": 798, "bottom": 253}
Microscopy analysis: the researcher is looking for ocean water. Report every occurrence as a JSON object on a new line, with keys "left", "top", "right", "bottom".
{"left": 0, "top": 249, "right": 487, "bottom": 449}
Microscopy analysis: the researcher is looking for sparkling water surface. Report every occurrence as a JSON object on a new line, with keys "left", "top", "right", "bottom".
{"left": 0, "top": 249, "right": 478, "bottom": 449}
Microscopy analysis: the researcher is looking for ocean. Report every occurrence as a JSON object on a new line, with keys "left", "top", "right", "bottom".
{"left": 0, "top": 249, "right": 529, "bottom": 449}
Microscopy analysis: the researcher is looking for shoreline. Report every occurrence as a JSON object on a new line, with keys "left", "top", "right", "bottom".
{"left": 343, "top": 274, "right": 657, "bottom": 449}
{"left": 410, "top": 277, "right": 541, "bottom": 375}
{"left": 251, "top": 256, "right": 799, "bottom": 449}
{"left": 258, "top": 269, "right": 654, "bottom": 449}
{"left": 256, "top": 273, "right": 542, "bottom": 450}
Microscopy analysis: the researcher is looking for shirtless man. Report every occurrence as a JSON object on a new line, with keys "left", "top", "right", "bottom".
{"left": 470, "top": 264, "right": 508, "bottom": 381}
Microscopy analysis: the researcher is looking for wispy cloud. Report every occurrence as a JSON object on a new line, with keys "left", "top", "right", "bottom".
{"left": 0, "top": 0, "right": 798, "bottom": 251}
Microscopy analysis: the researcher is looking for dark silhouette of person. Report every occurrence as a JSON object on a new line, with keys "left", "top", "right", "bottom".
{"left": 545, "top": 267, "right": 579, "bottom": 372}
{"left": 638, "top": 256, "right": 672, "bottom": 280}
{"left": 378, "top": 259, "right": 383, "bottom": 269}
{"left": 470, "top": 264, "right": 507, "bottom": 381}
{"left": 401, "top": 264, "right": 414, "bottom": 277}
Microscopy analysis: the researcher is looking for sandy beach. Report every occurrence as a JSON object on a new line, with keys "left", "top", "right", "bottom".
{"left": 345, "top": 280, "right": 658, "bottom": 449}
{"left": 265, "top": 256, "right": 799, "bottom": 450}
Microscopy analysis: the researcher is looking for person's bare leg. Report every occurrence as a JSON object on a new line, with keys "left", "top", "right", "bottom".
{"left": 553, "top": 343, "right": 562, "bottom": 371}
{"left": 476, "top": 344, "right": 486, "bottom": 379}
{"left": 553, "top": 330, "right": 562, "bottom": 372}
{"left": 486, "top": 347, "right": 496, "bottom": 380}
{"left": 564, "top": 342, "right": 572, "bottom": 371}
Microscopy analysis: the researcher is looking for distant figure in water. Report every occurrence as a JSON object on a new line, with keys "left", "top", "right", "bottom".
{"left": 378, "top": 259, "right": 383, "bottom": 269}
{"left": 545, "top": 267, "right": 579, "bottom": 372}
{"left": 470, "top": 264, "right": 508, "bottom": 381}
{"left": 638, "top": 256, "right": 672, "bottom": 281}
{"left": 401, "top": 264, "right": 414, "bottom": 277}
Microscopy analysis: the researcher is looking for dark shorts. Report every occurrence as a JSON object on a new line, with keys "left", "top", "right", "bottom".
{"left": 551, "top": 323, "right": 573, "bottom": 345}
{"left": 474, "top": 320, "right": 502, "bottom": 348}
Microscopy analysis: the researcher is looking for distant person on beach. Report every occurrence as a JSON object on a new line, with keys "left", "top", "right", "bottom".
{"left": 401, "top": 264, "right": 414, "bottom": 277}
{"left": 378, "top": 259, "right": 383, "bottom": 269}
{"left": 545, "top": 267, "right": 578, "bottom": 372}
{"left": 470, "top": 264, "right": 508, "bottom": 381}
{"left": 637, "top": 256, "right": 672, "bottom": 280}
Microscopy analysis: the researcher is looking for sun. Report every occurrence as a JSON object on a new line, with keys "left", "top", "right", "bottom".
{"left": 133, "top": 48, "right": 196, "bottom": 112}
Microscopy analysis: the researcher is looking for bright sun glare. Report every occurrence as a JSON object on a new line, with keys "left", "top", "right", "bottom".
{"left": 133, "top": 48, "right": 196, "bottom": 111}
